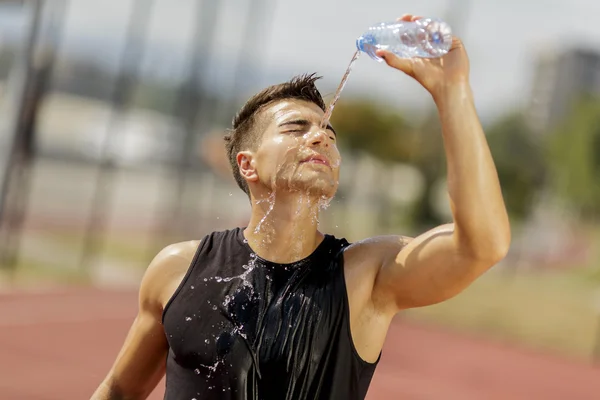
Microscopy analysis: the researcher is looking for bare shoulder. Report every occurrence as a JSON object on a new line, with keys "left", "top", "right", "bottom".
{"left": 342, "top": 235, "right": 413, "bottom": 301}
{"left": 140, "top": 240, "right": 202, "bottom": 312}
{"left": 343, "top": 235, "right": 413, "bottom": 268}
{"left": 341, "top": 235, "right": 411, "bottom": 308}
{"left": 153, "top": 240, "right": 201, "bottom": 264}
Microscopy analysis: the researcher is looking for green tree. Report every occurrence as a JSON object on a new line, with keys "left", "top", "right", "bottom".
{"left": 486, "top": 112, "right": 546, "bottom": 220}
{"left": 404, "top": 111, "right": 446, "bottom": 229}
{"left": 331, "top": 100, "right": 447, "bottom": 229}
{"left": 329, "top": 99, "right": 413, "bottom": 162}
{"left": 547, "top": 97, "right": 600, "bottom": 218}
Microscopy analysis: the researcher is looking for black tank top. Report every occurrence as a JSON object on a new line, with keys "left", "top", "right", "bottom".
{"left": 162, "top": 227, "right": 379, "bottom": 400}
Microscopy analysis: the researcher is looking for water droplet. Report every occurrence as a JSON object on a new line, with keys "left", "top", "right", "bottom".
{"left": 255, "top": 191, "right": 276, "bottom": 233}
{"left": 205, "top": 339, "right": 210, "bottom": 344}
{"left": 250, "top": 253, "right": 256, "bottom": 259}
{"left": 190, "top": 285, "right": 195, "bottom": 290}
{"left": 185, "top": 316, "right": 192, "bottom": 322}
{"left": 229, "top": 193, "right": 233, "bottom": 196}
{"left": 203, "top": 278, "right": 208, "bottom": 282}
{"left": 212, "top": 305, "right": 218, "bottom": 311}
{"left": 194, "top": 368, "right": 200, "bottom": 374}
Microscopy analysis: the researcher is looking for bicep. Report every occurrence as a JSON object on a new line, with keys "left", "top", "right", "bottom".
{"left": 93, "top": 244, "right": 193, "bottom": 399}
{"left": 374, "top": 224, "right": 487, "bottom": 311}
{"left": 97, "top": 307, "right": 168, "bottom": 399}
{"left": 93, "top": 241, "right": 197, "bottom": 399}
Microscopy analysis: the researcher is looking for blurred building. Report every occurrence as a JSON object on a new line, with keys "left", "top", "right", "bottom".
{"left": 527, "top": 47, "right": 600, "bottom": 135}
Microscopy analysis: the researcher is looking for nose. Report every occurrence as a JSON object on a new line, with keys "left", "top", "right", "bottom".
{"left": 305, "top": 128, "right": 329, "bottom": 147}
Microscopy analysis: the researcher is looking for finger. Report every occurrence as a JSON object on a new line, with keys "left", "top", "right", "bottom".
{"left": 376, "top": 49, "right": 414, "bottom": 77}
{"left": 450, "top": 36, "right": 464, "bottom": 50}
{"left": 396, "top": 15, "right": 423, "bottom": 22}
{"left": 396, "top": 14, "right": 413, "bottom": 22}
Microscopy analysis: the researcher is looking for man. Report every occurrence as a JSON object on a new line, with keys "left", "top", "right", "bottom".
{"left": 92, "top": 14, "right": 510, "bottom": 400}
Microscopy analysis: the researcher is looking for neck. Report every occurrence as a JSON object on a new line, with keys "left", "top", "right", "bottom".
{"left": 244, "top": 190, "right": 326, "bottom": 264}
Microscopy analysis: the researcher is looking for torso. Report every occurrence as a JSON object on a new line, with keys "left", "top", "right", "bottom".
{"left": 159, "top": 239, "right": 391, "bottom": 366}
{"left": 159, "top": 228, "right": 386, "bottom": 400}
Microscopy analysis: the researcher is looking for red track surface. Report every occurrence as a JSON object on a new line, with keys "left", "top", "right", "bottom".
{"left": 1, "top": 288, "right": 598, "bottom": 399}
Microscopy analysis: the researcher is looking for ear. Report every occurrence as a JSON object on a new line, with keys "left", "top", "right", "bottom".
{"left": 237, "top": 151, "right": 258, "bottom": 182}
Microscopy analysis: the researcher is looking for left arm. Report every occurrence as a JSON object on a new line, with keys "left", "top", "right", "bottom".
{"left": 366, "top": 17, "right": 510, "bottom": 312}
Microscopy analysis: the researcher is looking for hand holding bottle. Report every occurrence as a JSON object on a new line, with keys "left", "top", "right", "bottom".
{"left": 376, "top": 14, "right": 470, "bottom": 101}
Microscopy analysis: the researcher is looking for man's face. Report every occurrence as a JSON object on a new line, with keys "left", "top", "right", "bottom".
{"left": 247, "top": 99, "right": 341, "bottom": 199}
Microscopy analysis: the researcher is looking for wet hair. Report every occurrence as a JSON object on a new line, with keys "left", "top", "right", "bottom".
{"left": 224, "top": 73, "right": 326, "bottom": 196}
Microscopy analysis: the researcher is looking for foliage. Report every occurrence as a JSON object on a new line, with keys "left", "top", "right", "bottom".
{"left": 329, "top": 100, "right": 414, "bottom": 162}
{"left": 546, "top": 97, "right": 600, "bottom": 218}
{"left": 331, "top": 100, "right": 447, "bottom": 228}
{"left": 486, "top": 112, "right": 546, "bottom": 219}
{"left": 330, "top": 98, "right": 561, "bottom": 226}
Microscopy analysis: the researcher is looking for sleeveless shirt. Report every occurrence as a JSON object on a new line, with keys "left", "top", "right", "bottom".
{"left": 162, "top": 227, "right": 379, "bottom": 400}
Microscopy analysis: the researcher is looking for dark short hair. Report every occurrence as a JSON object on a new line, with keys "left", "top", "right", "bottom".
{"left": 224, "top": 73, "right": 326, "bottom": 196}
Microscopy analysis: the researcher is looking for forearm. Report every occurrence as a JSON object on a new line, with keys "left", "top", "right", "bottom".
{"left": 435, "top": 84, "right": 510, "bottom": 260}
{"left": 90, "top": 379, "right": 135, "bottom": 400}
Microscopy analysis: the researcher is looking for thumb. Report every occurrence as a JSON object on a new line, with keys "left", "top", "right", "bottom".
{"left": 376, "top": 49, "right": 415, "bottom": 77}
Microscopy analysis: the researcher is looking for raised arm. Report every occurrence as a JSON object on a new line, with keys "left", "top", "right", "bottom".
{"left": 91, "top": 241, "right": 198, "bottom": 400}
{"left": 365, "top": 15, "right": 510, "bottom": 313}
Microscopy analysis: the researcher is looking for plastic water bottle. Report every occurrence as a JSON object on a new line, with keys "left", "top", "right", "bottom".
{"left": 356, "top": 18, "right": 452, "bottom": 61}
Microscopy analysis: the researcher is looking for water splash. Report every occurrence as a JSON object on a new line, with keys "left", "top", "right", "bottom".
{"left": 318, "top": 195, "right": 333, "bottom": 210}
{"left": 289, "top": 194, "right": 310, "bottom": 259}
{"left": 232, "top": 324, "right": 248, "bottom": 340}
{"left": 194, "top": 359, "right": 223, "bottom": 378}
{"left": 320, "top": 50, "right": 361, "bottom": 129}
{"left": 203, "top": 255, "right": 259, "bottom": 300}
{"left": 197, "top": 248, "right": 269, "bottom": 382}
{"left": 255, "top": 191, "right": 276, "bottom": 234}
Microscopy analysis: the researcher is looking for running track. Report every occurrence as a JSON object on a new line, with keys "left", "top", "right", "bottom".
{"left": 1, "top": 288, "right": 598, "bottom": 399}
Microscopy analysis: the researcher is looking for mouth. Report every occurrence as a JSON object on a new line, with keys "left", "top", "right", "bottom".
{"left": 300, "top": 154, "right": 331, "bottom": 167}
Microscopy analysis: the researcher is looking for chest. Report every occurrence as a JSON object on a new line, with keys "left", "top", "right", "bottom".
{"left": 164, "top": 263, "right": 344, "bottom": 375}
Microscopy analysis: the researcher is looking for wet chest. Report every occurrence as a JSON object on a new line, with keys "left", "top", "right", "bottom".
{"left": 166, "top": 265, "right": 336, "bottom": 373}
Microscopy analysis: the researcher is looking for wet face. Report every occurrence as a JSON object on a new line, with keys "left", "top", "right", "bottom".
{"left": 239, "top": 99, "right": 341, "bottom": 200}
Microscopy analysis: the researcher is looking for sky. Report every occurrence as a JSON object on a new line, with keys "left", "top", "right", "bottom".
{"left": 2, "top": 0, "right": 600, "bottom": 122}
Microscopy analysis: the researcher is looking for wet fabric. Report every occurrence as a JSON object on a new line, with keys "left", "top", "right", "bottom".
{"left": 162, "top": 227, "right": 379, "bottom": 400}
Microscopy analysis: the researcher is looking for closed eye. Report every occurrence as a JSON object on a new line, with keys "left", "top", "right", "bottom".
{"left": 282, "top": 128, "right": 307, "bottom": 135}
{"left": 278, "top": 119, "right": 337, "bottom": 140}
